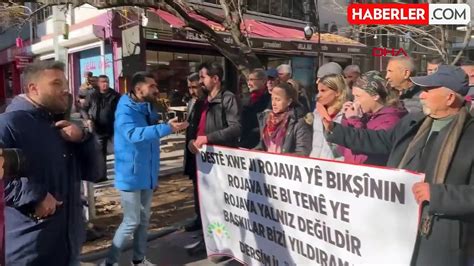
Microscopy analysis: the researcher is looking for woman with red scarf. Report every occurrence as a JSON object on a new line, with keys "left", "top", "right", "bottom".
{"left": 256, "top": 82, "right": 312, "bottom": 155}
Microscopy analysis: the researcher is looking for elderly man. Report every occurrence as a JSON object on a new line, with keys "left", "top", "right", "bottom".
{"left": 343, "top": 64, "right": 361, "bottom": 85}
{"left": 266, "top": 68, "right": 279, "bottom": 94}
{"left": 277, "top": 64, "right": 292, "bottom": 83}
{"left": 385, "top": 56, "right": 422, "bottom": 113}
{"left": 321, "top": 65, "right": 474, "bottom": 265}
{"left": 316, "top": 62, "right": 342, "bottom": 83}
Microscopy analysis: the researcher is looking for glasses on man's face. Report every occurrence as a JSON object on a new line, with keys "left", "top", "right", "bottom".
{"left": 249, "top": 78, "right": 262, "bottom": 82}
{"left": 188, "top": 85, "right": 200, "bottom": 89}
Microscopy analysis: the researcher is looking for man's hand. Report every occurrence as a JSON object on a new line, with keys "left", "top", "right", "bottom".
{"left": 56, "top": 120, "right": 84, "bottom": 142}
{"left": 188, "top": 140, "right": 199, "bottom": 154}
{"left": 194, "top": 136, "right": 208, "bottom": 149}
{"left": 0, "top": 155, "right": 4, "bottom": 180}
{"left": 85, "top": 119, "right": 94, "bottom": 132}
{"left": 412, "top": 182, "right": 430, "bottom": 204}
{"left": 35, "top": 192, "right": 63, "bottom": 218}
{"left": 168, "top": 117, "right": 189, "bottom": 133}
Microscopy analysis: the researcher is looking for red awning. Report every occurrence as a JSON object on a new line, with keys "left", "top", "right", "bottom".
{"left": 154, "top": 9, "right": 364, "bottom": 46}
{"left": 155, "top": 9, "right": 225, "bottom": 31}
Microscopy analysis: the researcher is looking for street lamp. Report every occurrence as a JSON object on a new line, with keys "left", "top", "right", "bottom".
{"left": 304, "top": 23, "right": 316, "bottom": 41}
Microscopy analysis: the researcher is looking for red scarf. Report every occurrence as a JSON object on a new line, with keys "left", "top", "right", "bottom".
{"left": 263, "top": 111, "right": 290, "bottom": 153}
{"left": 250, "top": 88, "right": 265, "bottom": 104}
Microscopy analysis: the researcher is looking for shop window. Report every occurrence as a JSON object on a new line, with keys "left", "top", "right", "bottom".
{"left": 174, "top": 53, "right": 188, "bottom": 61}
{"left": 245, "top": 0, "right": 303, "bottom": 20}
{"left": 158, "top": 51, "right": 173, "bottom": 65}
{"left": 146, "top": 50, "right": 224, "bottom": 106}
{"left": 202, "top": 55, "right": 217, "bottom": 64}
{"left": 146, "top": 50, "right": 158, "bottom": 67}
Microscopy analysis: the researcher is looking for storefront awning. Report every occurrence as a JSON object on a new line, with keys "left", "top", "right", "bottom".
{"left": 153, "top": 9, "right": 365, "bottom": 48}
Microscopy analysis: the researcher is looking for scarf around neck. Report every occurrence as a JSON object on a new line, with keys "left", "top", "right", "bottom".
{"left": 398, "top": 107, "right": 469, "bottom": 237}
{"left": 263, "top": 111, "right": 290, "bottom": 153}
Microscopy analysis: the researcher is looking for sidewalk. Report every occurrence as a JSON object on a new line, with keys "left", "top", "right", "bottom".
{"left": 80, "top": 229, "right": 242, "bottom": 266}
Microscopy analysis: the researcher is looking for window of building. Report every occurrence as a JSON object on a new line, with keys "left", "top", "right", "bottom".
{"left": 35, "top": 5, "right": 53, "bottom": 24}
{"left": 205, "top": 0, "right": 304, "bottom": 20}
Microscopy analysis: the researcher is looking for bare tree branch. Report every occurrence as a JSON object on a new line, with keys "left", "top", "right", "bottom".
{"left": 191, "top": 5, "right": 225, "bottom": 25}
{"left": 452, "top": 22, "right": 472, "bottom": 65}
{"left": 19, "top": 0, "right": 262, "bottom": 77}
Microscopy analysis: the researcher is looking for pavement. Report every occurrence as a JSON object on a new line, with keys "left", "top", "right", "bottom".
{"left": 80, "top": 228, "right": 242, "bottom": 266}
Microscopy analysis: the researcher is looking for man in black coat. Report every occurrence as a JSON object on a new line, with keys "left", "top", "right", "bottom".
{"left": 188, "top": 62, "right": 241, "bottom": 151}
{"left": 1, "top": 61, "right": 99, "bottom": 265}
{"left": 183, "top": 73, "right": 205, "bottom": 232}
{"left": 239, "top": 69, "right": 271, "bottom": 149}
{"left": 82, "top": 75, "right": 121, "bottom": 182}
{"left": 322, "top": 65, "right": 474, "bottom": 266}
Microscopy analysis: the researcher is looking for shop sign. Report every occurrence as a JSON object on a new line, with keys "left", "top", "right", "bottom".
{"left": 15, "top": 55, "right": 33, "bottom": 70}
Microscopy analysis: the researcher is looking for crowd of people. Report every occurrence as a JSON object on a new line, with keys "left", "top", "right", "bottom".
{"left": 0, "top": 55, "right": 473, "bottom": 266}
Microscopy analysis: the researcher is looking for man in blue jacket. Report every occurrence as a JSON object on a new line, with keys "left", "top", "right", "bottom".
{"left": 1, "top": 61, "right": 99, "bottom": 265}
{"left": 103, "top": 72, "right": 188, "bottom": 266}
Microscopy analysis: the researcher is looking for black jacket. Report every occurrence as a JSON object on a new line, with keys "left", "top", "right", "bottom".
{"left": 239, "top": 90, "right": 271, "bottom": 149}
{"left": 2, "top": 99, "right": 99, "bottom": 265}
{"left": 256, "top": 109, "right": 312, "bottom": 156}
{"left": 400, "top": 84, "right": 422, "bottom": 113}
{"left": 82, "top": 88, "right": 121, "bottom": 136}
{"left": 184, "top": 98, "right": 203, "bottom": 178}
{"left": 184, "top": 89, "right": 241, "bottom": 178}
{"left": 204, "top": 89, "right": 241, "bottom": 147}
{"left": 326, "top": 111, "right": 474, "bottom": 266}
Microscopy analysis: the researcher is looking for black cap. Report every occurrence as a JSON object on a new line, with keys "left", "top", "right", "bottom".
{"left": 410, "top": 65, "right": 469, "bottom": 96}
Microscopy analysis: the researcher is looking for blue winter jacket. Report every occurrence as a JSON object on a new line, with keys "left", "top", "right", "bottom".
{"left": 1, "top": 95, "right": 99, "bottom": 265}
{"left": 114, "top": 95, "right": 172, "bottom": 191}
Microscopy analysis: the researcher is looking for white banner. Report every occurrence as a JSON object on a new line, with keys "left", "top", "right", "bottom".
{"left": 197, "top": 145, "right": 422, "bottom": 265}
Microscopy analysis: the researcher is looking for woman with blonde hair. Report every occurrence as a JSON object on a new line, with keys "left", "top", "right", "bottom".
{"left": 310, "top": 74, "right": 347, "bottom": 159}
{"left": 256, "top": 82, "right": 312, "bottom": 156}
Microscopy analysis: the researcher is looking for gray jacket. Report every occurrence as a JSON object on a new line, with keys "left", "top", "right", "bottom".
{"left": 256, "top": 109, "right": 312, "bottom": 156}
{"left": 326, "top": 111, "right": 474, "bottom": 266}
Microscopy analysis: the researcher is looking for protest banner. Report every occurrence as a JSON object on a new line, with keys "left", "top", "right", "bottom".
{"left": 197, "top": 145, "right": 422, "bottom": 265}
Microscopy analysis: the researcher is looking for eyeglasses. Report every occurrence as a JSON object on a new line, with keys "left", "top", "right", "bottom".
{"left": 188, "top": 85, "right": 200, "bottom": 89}
{"left": 249, "top": 78, "right": 263, "bottom": 81}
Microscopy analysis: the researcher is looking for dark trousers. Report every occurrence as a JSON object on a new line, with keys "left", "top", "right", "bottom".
{"left": 191, "top": 175, "right": 201, "bottom": 224}
{"left": 97, "top": 135, "right": 113, "bottom": 181}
